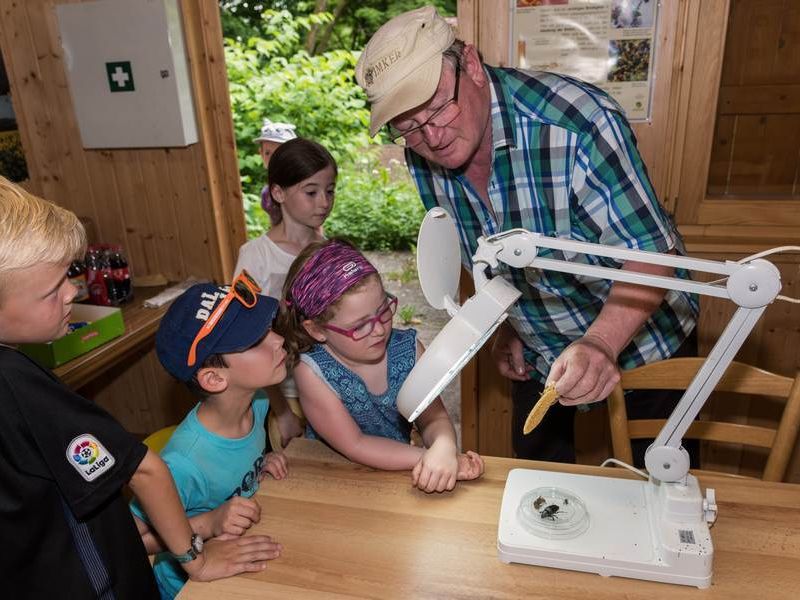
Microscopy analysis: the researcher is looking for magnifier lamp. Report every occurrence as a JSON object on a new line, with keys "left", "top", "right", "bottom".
{"left": 397, "top": 207, "right": 782, "bottom": 588}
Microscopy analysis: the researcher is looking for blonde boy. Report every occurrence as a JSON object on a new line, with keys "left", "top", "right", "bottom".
{"left": 0, "top": 177, "right": 280, "bottom": 599}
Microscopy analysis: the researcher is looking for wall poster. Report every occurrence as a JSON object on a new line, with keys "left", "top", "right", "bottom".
{"left": 511, "top": 0, "right": 659, "bottom": 121}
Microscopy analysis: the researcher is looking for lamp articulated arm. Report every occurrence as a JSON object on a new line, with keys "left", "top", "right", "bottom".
{"left": 472, "top": 229, "right": 782, "bottom": 484}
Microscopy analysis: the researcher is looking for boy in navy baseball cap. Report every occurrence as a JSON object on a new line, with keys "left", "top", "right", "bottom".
{"left": 130, "top": 272, "right": 289, "bottom": 600}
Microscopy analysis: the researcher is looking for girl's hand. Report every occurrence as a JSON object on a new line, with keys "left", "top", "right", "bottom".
{"left": 411, "top": 440, "right": 459, "bottom": 493}
{"left": 259, "top": 452, "right": 288, "bottom": 481}
{"left": 209, "top": 496, "right": 261, "bottom": 537}
{"left": 456, "top": 450, "right": 485, "bottom": 481}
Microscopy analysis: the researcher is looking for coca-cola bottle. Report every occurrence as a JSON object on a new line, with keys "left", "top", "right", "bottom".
{"left": 67, "top": 259, "right": 89, "bottom": 302}
{"left": 85, "top": 247, "right": 111, "bottom": 306}
{"left": 109, "top": 246, "right": 132, "bottom": 303}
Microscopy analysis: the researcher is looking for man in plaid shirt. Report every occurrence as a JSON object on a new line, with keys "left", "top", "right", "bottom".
{"left": 356, "top": 7, "right": 698, "bottom": 465}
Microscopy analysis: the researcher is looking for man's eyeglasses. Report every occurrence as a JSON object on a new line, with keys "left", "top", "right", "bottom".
{"left": 387, "top": 62, "right": 461, "bottom": 147}
{"left": 187, "top": 270, "right": 261, "bottom": 367}
{"left": 323, "top": 293, "right": 398, "bottom": 341}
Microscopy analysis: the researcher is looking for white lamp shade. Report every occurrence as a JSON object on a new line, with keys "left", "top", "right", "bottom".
{"left": 397, "top": 276, "right": 521, "bottom": 421}
{"left": 416, "top": 207, "right": 462, "bottom": 310}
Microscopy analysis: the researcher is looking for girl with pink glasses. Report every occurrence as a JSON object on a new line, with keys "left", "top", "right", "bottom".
{"left": 278, "top": 239, "right": 484, "bottom": 493}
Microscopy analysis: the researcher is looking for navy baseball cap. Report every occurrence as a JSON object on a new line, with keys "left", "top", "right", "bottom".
{"left": 156, "top": 282, "right": 279, "bottom": 382}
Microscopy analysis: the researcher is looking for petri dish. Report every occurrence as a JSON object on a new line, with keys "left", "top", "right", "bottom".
{"left": 517, "top": 486, "right": 590, "bottom": 540}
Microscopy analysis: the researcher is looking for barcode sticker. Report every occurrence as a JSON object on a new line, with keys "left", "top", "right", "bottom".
{"left": 679, "top": 529, "right": 696, "bottom": 545}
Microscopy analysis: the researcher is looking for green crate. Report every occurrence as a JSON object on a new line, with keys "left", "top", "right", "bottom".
{"left": 20, "top": 304, "right": 125, "bottom": 368}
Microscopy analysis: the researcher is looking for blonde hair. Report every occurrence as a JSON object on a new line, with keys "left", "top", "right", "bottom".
{"left": 0, "top": 176, "right": 86, "bottom": 294}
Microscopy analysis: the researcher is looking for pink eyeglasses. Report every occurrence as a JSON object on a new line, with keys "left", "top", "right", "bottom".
{"left": 322, "top": 294, "right": 398, "bottom": 340}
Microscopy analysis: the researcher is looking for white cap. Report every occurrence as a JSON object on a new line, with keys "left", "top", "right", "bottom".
{"left": 254, "top": 119, "right": 297, "bottom": 143}
{"left": 355, "top": 6, "right": 455, "bottom": 137}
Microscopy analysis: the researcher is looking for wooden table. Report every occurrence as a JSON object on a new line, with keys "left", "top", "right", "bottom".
{"left": 54, "top": 287, "right": 169, "bottom": 389}
{"left": 179, "top": 439, "right": 800, "bottom": 600}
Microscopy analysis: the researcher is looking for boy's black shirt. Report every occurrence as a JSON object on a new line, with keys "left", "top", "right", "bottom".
{"left": 0, "top": 346, "right": 159, "bottom": 599}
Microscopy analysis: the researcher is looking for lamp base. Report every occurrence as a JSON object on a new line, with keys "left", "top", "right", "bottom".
{"left": 497, "top": 468, "right": 713, "bottom": 588}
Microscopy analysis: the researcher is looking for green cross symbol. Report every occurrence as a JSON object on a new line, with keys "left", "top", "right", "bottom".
{"left": 106, "top": 61, "right": 135, "bottom": 92}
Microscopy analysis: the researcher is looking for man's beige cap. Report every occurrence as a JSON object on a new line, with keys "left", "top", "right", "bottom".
{"left": 356, "top": 6, "right": 455, "bottom": 137}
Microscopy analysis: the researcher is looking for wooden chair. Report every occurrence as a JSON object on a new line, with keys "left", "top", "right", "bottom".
{"left": 607, "top": 357, "right": 800, "bottom": 481}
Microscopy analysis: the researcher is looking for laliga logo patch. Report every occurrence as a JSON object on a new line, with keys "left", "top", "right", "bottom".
{"left": 73, "top": 439, "right": 99, "bottom": 465}
{"left": 66, "top": 434, "right": 115, "bottom": 482}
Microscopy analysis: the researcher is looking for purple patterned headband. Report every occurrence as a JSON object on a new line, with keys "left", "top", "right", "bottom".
{"left": 289, "top": 241, "right": 377, "bottom": 319}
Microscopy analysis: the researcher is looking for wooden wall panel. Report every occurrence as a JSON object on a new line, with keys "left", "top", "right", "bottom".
{"left": 721, "top": 0, "right": 797, "bottom": 86}
{"left": 679, "top": 0, "right": 800, "bottom": 239}
{"left": 690, "top": 254, "right": 800, "bottom": 481}
{"left": 708, "top": 0, "right": 800, "bottom": 198}
{"left": 82, "top": 345, "right": 196, "bottom": 437}
{"left": 625, "top": 0, "right": 687, "bottom": 211}
{"left": 453, "top": 0, "right": 478, "bottom": 42}
{"left": 708, "top": 114, "right": 800, "bottom": 196}
{"left": 0, "top": 0, "right": 246, "bottom": 435}
{"left": 0, "top": 0, "right": 245, "bottom": 284}
{"left": 476, "top": 350, "right": 512, "bottom": 458}
{"left": 457, "top": 272, "right": 479, "bottom": 452}
{"left": 180, "top": 0, "right": 246, "bottom": 281}
{"left": 707, "top": 115, "right": 735, "bottom": 195}
{"left": 139, "top": 150, "right": 189, "bottom": 278}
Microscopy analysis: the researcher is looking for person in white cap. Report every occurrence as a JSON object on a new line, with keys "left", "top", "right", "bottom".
{"left": 355, "top": 6, "right": 699, "bottom": 467}
{"left": 254, "top": 118, "right": 297, "bottom": 168}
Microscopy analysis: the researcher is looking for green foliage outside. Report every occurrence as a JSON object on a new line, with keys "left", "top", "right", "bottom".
{"left": 325, "top": 161, "right": 426, "bottom": 250}
{"left": 398, "top": 304, "right": 421, "bottom": 325}
{"left": 0, "top": 130, "right": 28, "bottom": 182}
{"left": 224, "top": 8, "right": 431, "bottom": 250}
{"left": 220, "top": 1, "right": 456, "bottom": 53}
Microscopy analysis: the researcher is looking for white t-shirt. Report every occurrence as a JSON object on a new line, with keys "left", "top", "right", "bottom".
{"left": 234, "top": 234, "right": 298, "bottom": 398}
{"left": 234, "top": 233, "right": 296, "bottom": 297}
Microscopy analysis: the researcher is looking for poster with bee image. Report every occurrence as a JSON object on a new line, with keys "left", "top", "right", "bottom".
{"left": 511, "top": 0, "right": 658, "bottom": 121}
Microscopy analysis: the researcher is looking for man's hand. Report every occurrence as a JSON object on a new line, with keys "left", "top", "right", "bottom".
{"left": 182, "top": 534, "right": 282, "bottom": 582}
{"left": 548, "top": 333, "right": 620, "bottom": 405}
{"left": 411, "top": 439, "right": 459, "bottom": 493}
{"left": 259, "top": 451, "right": 288, "bottom": 481}
{"left": 209, "top": 496, "right": 261, "bottom": 538}
{"left": 491, "top": 322, "right": 533, "bottom": 381}
{"left": 456, "top": 450, "right": 485, "bottom": 481}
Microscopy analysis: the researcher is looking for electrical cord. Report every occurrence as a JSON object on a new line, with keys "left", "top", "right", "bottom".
{"left": 600, "top": 458, "right": 649, "bottom": 479}
{"left": 705, "top": 245, "right": 800, "bottom": 303}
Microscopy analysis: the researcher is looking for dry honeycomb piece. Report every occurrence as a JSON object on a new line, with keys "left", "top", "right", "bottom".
{"left": 523, "top": 384, "right": 559, "bottom": 435}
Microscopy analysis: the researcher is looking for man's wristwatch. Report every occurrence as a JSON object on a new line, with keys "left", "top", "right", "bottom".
{"left": 172, "top": 533, "right": 204, "bottom": 563}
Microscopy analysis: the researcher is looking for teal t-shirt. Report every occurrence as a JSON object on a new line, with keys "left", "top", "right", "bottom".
{"left": 130, "top": 396, "right": 269, "bottom": 599}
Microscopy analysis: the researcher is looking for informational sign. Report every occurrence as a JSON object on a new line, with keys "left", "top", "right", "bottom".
{"left": 511, "top": 0, "right": 659, "bottom": 121}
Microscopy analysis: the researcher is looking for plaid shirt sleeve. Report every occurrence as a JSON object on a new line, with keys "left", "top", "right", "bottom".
{"left": 572, "top": 108, "right": 678, "bottom": 253}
